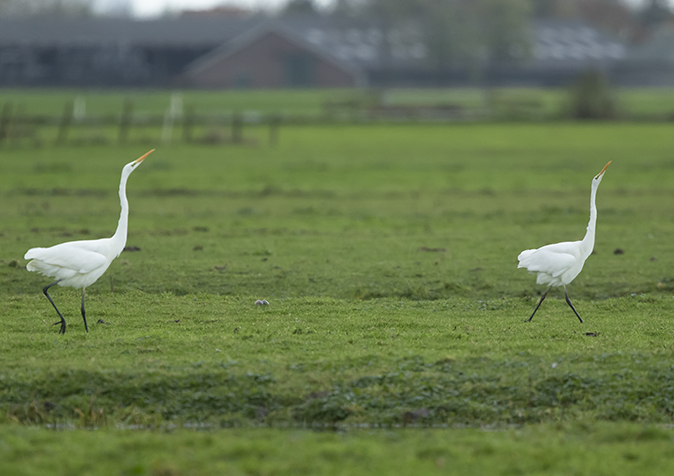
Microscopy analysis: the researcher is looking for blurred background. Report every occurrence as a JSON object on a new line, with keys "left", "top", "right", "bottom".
{"left": 1, "top": 0, "right": 673, "bottom": 88}
{"left": 1, "top": 0, "right": 674, "bottom": 136}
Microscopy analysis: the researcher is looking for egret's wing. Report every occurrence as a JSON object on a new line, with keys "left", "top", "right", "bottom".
{"left": 25, "top": 241, "right": 108, "bottom": 274}
{"left": 518, "top": 246, "right": 576, "bottom": 278}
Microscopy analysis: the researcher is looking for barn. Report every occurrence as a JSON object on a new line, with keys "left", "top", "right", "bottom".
{"left": 183, "top": 25, "right": 364, "bottom": 89}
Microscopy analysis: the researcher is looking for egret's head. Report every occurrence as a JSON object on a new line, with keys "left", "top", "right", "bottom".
{"left": 124, "top": 149, "right": 154, "bottom": 174}
{"left": 592, "top": 161, "right": 611, "bottom": 185}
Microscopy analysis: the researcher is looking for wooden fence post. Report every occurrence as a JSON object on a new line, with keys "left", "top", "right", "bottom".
{"left": 56, "top": 100, "right": 73, "bottom": 145}
{"left": 11, "top": 103, "right": 26, "bottom": 147}
{"left": 73, "top": 96, "right": 86, "bottom": 121}
{"left": 231, "top": 112, "right": 243, "bottom": 144}
{"left": 118, "top": 99, "right": 133, "bottom": 145}
{"left": 182, "top": 106, "right": 194, "bottom": 143}
{"left": 268, "top": 114, "right": 280, "bottom": 147}
{"left": 161, "top": 92, "right": 184, "bottom": 145}
{"left": 0, "top": 102, "right": 12, "bottom": 145}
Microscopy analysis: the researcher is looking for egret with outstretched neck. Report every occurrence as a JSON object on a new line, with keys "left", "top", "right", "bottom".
{"left": 517, "top": 161, "right": 611, "bottom": 323}
{"left": 24, "top": 149, "right": 153, "bottom": 334}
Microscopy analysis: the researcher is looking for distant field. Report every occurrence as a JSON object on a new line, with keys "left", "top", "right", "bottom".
{"left": 0, "top": 88, "right": 340, "bottom": 116}
{"left": 2, "top": 86, "right": 674, "bottom": 119}
{"left": 1, "top": 119, "right": 674, "bottom": 474}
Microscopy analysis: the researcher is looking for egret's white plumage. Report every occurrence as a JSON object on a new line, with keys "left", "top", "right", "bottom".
{"left": 517, "top": 241, "right": 585, "bottom": 287}
{"left": 24, "top": 149, "right": 153, "bottom": 334}
{"left": 518, "top": 161, "right": 611, "bottom": 323}
{"left": 26, "top": 240, "right": 114, "bottom": 289}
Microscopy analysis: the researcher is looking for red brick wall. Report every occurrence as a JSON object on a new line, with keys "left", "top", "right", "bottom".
{"left": 188, "top": 31, "right": 358, "bottom": 88}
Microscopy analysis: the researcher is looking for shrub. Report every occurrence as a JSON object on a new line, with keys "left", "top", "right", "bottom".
{"left": 566, "top": 70, "right": 617, "bottom": 120}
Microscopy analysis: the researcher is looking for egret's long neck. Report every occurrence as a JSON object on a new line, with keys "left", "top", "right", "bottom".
{"left": 111, "top": 170, "right": 131, "bottom": 256}
{"left": 580, "top": 183, "right": 599, "bottom": 257}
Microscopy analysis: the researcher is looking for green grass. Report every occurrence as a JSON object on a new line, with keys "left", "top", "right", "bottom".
{"left": 2, "top": 293, "right": 674, "bottom": 428}
{"left": 3, "top": 423, "right": 674, "bottom": 476}
{"left": 2, "top": 121, "right": 674, "bottom": 474}
{"left": 3, "top": 87, "right": 674, "bottom": 118}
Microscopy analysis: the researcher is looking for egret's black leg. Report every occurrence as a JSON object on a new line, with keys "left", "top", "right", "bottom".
{"left": 527, "top": 285, "right": 553, "bottom": 322}
{"left": 563, "top": 285, "right": 583, "bottom": 323}
{"left": 42, "top": 280, "right": 66, "bottom": 334}
{"left": 81, "top": 287, "right": 89, "bottom": 333}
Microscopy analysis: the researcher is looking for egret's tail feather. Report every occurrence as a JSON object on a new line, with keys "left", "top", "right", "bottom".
{"left": 25, "top": 259, "right": 60, "bottom": 277}
{"left": 25, "top": 248, "right": 52, "bottom": 274}
{"left": 24, "top": 247, "right": 45, "bottom": 261}
{"left": 517, "top": 249, "right": 537, "bottom": 268}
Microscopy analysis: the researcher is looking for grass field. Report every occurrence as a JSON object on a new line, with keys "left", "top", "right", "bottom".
{"left": 3, "top": 86, "right": 674, "bottom": 118}
{"left": 2, "top": 113, "right": 674, "bottom": 474}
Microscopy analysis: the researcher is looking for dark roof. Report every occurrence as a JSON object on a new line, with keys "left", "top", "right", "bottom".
{"left": 529, "top": 19, "right": 626, "bottom": 67}
{"left": 293, "top": 21, "right": 426, "bottom": 69}
{"left": 0, "top": 16, "right": 263, "bottom": 47}
{"left": 0, "top": 15, "right": 626, "bottom": 69}
{"left": 0, "top": 15, "right": 428, "bottom": 69}
{"left": 281, "top": 18, "right": 627, "bottom": 70}
{"left": 185, "top": 22, "right": 366, "bottom": 84}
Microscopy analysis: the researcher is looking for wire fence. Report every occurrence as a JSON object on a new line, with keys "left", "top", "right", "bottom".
{"left": 1, "top": 90, "right": 674, "bottom": 149}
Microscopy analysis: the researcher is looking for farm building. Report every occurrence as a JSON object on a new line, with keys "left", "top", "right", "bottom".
{"left": 182, "top": 25, "right": 365, "bottom": 89}
{"left": 619, "top": 24, "right": 674, "bottom": 86}
{"left": 0, "top": 14, "right": 659, "bottom": 89}
{"left": 0, "top": 16, "right": 257, "bottom": 86}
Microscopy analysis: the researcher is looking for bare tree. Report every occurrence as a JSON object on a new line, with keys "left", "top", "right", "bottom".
{"left": 422, "top": 0, "right": 531, "bottom": 78}
{"left": 638, "top": 0, "right": 673, "bottom": 27}
{"left": 329, "top": 0, "right": 532, "bottom": 85}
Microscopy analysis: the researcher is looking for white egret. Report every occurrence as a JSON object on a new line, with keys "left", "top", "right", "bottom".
{"left": 517, "top": 161, "right": 611, "bottom": 323}
{"left": 24, "top": 149, "right": 154, "bottom": 334}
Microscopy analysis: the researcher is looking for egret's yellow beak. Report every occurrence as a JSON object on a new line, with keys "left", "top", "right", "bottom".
{"left": 134, "top": 149, "right": 155, "bottom": 164}
{"left": 596, "top": 161, "right": 611, "bottom": 178}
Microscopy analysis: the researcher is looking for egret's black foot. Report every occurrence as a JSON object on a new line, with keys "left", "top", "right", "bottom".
{"left": 54, "top": 320, "right": 66, "bottom": 334}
